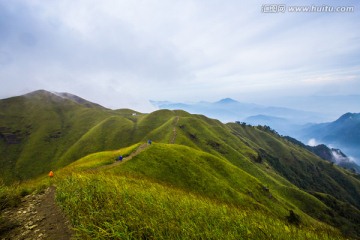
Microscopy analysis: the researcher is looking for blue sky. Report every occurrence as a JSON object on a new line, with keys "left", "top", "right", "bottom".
{"left": 0, "top": 0, "right": 359, "bottom": 112}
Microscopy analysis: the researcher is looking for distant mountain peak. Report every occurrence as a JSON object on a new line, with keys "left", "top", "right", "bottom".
{"left": 55, "top": 92, "right": 106, "bottom": 109}
{"left": 336, "top": 112, "right": 360, "bottom": 121}
{"left": 216, "top": 98, "right": 238, "bottom": 104}
{"left": 24, "top": 89, "right": 67, "bottom": 102}
{"left": 330, "top": 112, "right": 360, "bottom": 127}
{"left": 24, "top": 90, "right": 105, "bottom": 109}
{"left": 24, "top": 89, "right": 52, "bottom": 97}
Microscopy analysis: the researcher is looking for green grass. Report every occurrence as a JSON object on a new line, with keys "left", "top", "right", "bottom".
{"left": 228, "top": 123, "right": 360, "bottom": 207}
{"left": 54, "top": 140, "right": 360, "bottom": 238}
{"left": 0, "top": 91, "right": 114, "bottom": 182}
{"left": 0, "top": 142, "right": 349, "bottom": 239}
{"left": 110, "top": 143, "right": 263, "bottom": 207}
{"left": 62, "top": 143, "right": 141, "bottom": 172}
{"left": 107, "top": 144, "right": 342, "bottom": 223}
{"left": 0, "top": 178, "right": 49, "bottom": 211}
{"left": 0, "top": 182, "right": 22, "bottom": 211}
{"left": 58, "top": 116, "right": 135, "bottom": 167}
{"left": 56, "top": 173, "right": 343, "bottom": 240}
{"left": 1, "top": 91, "right": 360, "bottom": 238}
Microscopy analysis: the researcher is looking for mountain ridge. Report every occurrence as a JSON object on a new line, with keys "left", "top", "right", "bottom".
{"left": 1, "top": 90, "right": 360, "bottom": 238}
{"left": 152, "top": 98, "right": 360, "bottom": 165}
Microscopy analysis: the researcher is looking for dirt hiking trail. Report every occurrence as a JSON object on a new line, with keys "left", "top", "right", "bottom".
{"left": 1, "top": 186, "right": 73, "bottom": 240}
{"left": 94, "top": 142, "right": 150, "bottom": 172}
{"left": 170, "top": 116, "right": 180, "bottom": 144}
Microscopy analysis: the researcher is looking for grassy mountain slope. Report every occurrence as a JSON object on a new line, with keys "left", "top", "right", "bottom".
{"left": 56, "top": 173, "right": 342, "bottom": 239}
{"left": 58, "top": 140, "right": 358, "bottom": 238}
{"left": 283, "top": 136, "right": 360, "bottom": 173}
{"left": 0, "top": 91, "right": 160, "bottom": 183}
{"left": 228, "top": 123, "right": 360, "bottom": 236}
{"left": 110, "top": 144, "right": 334, "bottom": 219}
{"left": 58, "top": 116, "right": 135, "bottom": 167}
{"left": 1, "top": 90, "right": 360, "bottom": 238}
{"left": 228, "top": 123, "right": 360, "bottom": 208}
{"left": 51, "top": 144, "right": 342, "bottom": 239}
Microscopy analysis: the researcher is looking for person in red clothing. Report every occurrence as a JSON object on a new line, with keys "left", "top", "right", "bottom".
{"left": 48, "top": 170, "right": 54, "bottom": 178}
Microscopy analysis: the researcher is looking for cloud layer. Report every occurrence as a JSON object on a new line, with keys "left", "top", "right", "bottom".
{"left": 1, "top": 0, "right": 359, "bottom": 111}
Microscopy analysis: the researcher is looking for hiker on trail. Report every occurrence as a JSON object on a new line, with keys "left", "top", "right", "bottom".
{"left": 48, "top": 171, "right": 54, "bottom": 178}
{"left": 118, "top": 155, "right": 123, "bottom": 161}
{"left": 148, "top": 140, "right": 152, "bottom": 145}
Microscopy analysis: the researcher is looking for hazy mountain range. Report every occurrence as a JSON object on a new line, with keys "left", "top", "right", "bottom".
{"left": 295, "top": 113, "right": 360, "bottom": 165}
{"left": 151, "top": 98, "right": 329, "bottom": 126}
{"left": 1, "top": 90, "right": 360, "bottom": 238}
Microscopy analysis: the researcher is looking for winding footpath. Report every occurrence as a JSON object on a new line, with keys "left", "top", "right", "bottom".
{"left": 170, "top": 116, "right": 180, "bottom": 144}
{"left": 94, "top": 142, "right": 150, "bottom": 171}
{"left": 1, "top": 186, "right": 73, "bottom": 240}
{"left": 113, "top": 143, "right": 149, "bottom": 165}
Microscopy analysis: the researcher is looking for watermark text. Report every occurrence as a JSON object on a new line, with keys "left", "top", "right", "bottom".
{"left": 261, "top": 4, "right": 354, "bottom": 13}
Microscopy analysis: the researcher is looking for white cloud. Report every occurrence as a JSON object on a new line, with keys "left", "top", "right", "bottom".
{"left": 348, "top": 156, "right": 357, "bottom": 163}
{"left": 307, "top": 138, "right": 318, "bottom": 147}
{"left": 0, "top": 0, "right": 359, "bottom": 112}
{"left": 331, "top": 149, "right": 349, "bottom": 163}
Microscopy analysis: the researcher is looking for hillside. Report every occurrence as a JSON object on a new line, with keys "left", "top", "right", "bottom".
{"left": 1, "top": 90, "right": 360, "bottom": 238}
{"left": 53, "top": 141, "right": 359, "bottom": 239}
{"left": 284, "top": 136, "right": 360, "bottom": 173}
{"left": 0, "top": 90, "right": 159, "bottom": 183}
{"left": 0, "top": 90, "right": 118, "bottom": 182}
{"left": 49, "top": 143, "right": 343, "bottom": 239}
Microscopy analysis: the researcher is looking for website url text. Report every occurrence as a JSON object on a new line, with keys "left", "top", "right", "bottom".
{"left": 261, "top": 4, "right": 355, "bottom": 13}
